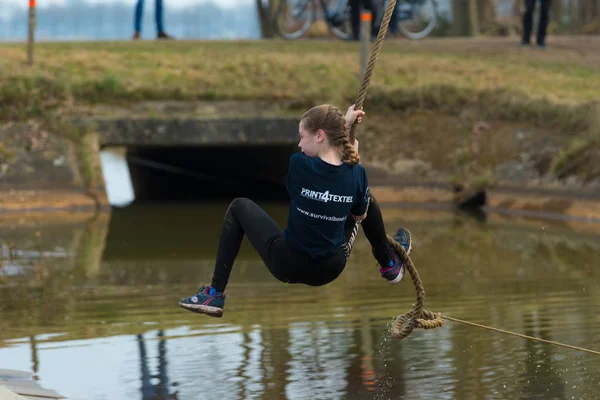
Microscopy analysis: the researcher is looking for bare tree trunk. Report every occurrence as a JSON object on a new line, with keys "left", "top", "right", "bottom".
{"left": 582, "top": 0, "right": 591, "bottom": 24}
{"left": 477, "top": 0, "right": 496, "bottom": 26}
{"left": 477, "top": 0, "right": 497, "bottom": 33}
{"left": 551, "top": 0, "right": 563, "bottom": 25}
{"left": 578, "top": 0, "right": 588, "bottom": 26}
{"left": 256, "top": 0, "right": 275, "bottom": 38}
{"left": 468, "top": 0, "right": 480, "bottom": 35}
{"left": 589, "top": 0, "right": 599, "bottom": 20}
{"left": 587, "top": 0, "right": 595, "bottom": 20}
{"left": 452, "top": 0, "right": 472, "bottom": 35}
{"left": 569, "top": 0, "right": 579, "bottom": 30}
{"left": 511, "top": 0, "right": 520, "bottom": 18}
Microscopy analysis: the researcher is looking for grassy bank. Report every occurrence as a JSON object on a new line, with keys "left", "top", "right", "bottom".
{"left": 0, "top": 38, "right": 598, "bottom": 119}
{"left": 0, "top": 37, "right": 599, "bottom": 191}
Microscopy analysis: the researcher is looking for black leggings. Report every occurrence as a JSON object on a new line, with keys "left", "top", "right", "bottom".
{"left": 210, "top": 196, "right": 390, "bottom": 293}
{"left": 350, "top": 0, "right": 379, "bottom": 40}
{"left": 522, "top": 0, "right": 552, "bottom": 46}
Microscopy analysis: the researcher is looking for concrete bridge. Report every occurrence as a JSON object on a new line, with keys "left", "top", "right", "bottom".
{"left": 81, "top": 116, "right": 301, "bottom": 207}
{"left": 0, "top": 102, "right": 305, "bottom": 212}
{"left": 92, "top": 117, "right": 300, "bottom": 147}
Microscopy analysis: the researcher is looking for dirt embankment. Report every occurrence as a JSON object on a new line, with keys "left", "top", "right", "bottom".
{"left": 0, "top": 37, "right": 598, "bottom": 218}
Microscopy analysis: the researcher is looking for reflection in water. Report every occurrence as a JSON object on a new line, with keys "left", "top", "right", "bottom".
{"left": 138, "top": 330, "right": 178, "bottom": 400}
{"left": 1, "top": 204, "right": 600, "bottom": 399}
{"left": 519, "top": 310, "right": 566, "bottom": 400}
{"left": 30, "top": 335, "right": 39, "bottom": 380}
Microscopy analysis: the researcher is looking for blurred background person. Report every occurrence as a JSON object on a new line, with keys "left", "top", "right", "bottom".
{"left": 133, "top": 0, "right": 174, "bottom": 40}
{"left": 521, "top": 0, "right": 551, "bottom": 48}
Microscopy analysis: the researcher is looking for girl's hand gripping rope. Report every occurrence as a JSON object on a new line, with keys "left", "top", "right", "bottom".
{"left": 345, "top": 104, "right": 365, "bottom": 129}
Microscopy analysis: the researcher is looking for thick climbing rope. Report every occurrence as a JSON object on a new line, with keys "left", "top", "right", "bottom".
{"left": 442, "top": 316, "right": 600, "bottom": 356}
{"left": 345, "top": 1, "right": 600, "bottom": 357}
{"left": 345, "top": 0, "right": 445, "bottom": 339}
{"left": 358, "top": 213, "right": 600, "bottom": 355}
{"left": 349, "top": 0, "right": 397, "bottom": 144}
{"left": 387, "top": 237, "right": 444, "bottom": 339}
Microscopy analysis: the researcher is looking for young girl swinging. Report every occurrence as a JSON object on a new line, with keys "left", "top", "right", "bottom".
{"left": 179, "top": 104, "right": 412, "bottom": 317}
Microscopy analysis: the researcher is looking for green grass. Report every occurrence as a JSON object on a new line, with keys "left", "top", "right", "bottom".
{"left": 1, "top": 40, "right": 598, "bottom": 123}
{"left": 1, "top": 39, "right": 599, "bottom": 185}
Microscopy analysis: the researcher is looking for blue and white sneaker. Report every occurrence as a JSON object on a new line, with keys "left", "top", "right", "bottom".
{"left": 179, "top": 286, "right": 225, "bottom": 318}
{"left": 379, "top": 228, "right": 412, "bottom": 285}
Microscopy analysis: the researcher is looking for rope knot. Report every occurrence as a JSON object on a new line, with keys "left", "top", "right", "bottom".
{"left": 387, "top": 235, "right": 444, "bottom": 340}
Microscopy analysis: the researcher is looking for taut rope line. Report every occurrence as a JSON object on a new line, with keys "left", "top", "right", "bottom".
{"left": 442, "top": 315, "right": 600, "bottom": 356}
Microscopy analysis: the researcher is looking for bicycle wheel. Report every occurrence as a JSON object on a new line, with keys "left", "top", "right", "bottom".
{"left": 375, "top": 0, "right": 437, "bottom": 40}
{"left": 273, "top": 0, "right": 316, "bottom": 40}
{"left": 396, "top": 0, "right": 437, "bottom": 40}
{"left": 323, "top": 0, "right": 353, "bottom": 40}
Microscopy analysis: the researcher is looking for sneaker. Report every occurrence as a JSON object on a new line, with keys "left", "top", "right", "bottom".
{"left": 157, "top": 32, "right": 175, "bottom": 40}
{"left": 133, "top": 31, "right": 141, "bottom": 40}
{"left": 179, "top": 286, "right": 225, "bottom": 318}
{"left": 379, "top": 227, "right": 412, "bottom": 285}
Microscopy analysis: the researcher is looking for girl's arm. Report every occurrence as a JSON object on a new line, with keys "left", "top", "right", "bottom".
{"left": 350, "top": 167, "right": 369, "bottom": 220}
{"left": 353, "top": 212, "right": 367, "bottom": 222}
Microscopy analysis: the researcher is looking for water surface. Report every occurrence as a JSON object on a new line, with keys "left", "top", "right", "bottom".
{"left": 1, "top": 202, "right": 599, "bottom": 399}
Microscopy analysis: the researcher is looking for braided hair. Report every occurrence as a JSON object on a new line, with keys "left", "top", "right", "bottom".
{"left": 300, "top": 104, "right": 360, "bottom": 166}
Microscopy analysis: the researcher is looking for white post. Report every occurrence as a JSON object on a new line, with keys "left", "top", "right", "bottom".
{"left": 27, "top": 0, "right": 36, "bottom": 66}
{"left": 360, "top": 10, "right": 372, "bottom": 80}
{"left": 100, "top": 147, "right": 135, "bottom": 207}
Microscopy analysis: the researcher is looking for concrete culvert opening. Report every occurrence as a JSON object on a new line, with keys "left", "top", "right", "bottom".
{"left": 101, "top": 144, "right": 299, "bottom": 205}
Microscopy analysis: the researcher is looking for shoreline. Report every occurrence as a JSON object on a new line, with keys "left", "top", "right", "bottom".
{"left": 370, "top": 184, "right": 600, "bottom": 222}
{"left": 2, "top": 183, "right": 600, "bottom": 224}
{"left": 1, "top": 38, "right": 598, "bottom": 226}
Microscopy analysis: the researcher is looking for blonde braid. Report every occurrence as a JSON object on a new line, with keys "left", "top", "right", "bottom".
{"left": 340, "top": 134, "right": 360, "bottom": 166}
{"left": 340, "top": 107, "right": 361, "bottom": 166}
{"left": 301, "top": 104, "right": 361, "bottom": 166}
{"left": 326, "top": 106, "right": 361, "bottom": 166}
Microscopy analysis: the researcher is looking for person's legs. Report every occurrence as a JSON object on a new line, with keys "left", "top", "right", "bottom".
{"left": 134, "top": 0, "right": 144, "bottom": 37}
{"left": 155, "top": 0, "right": 164, "bottom": 35}
{"left": 209, "top": 198, "right": 283, "bottom": 292}
{"left": 179, "top": 198, "right": 283, "bottom": 316}
{"left": 521, "top": 0, "right": 536, "bottom": 45}
{"left": 360, "top": 195, "right": 393, "bottom": 267}
{"left": 180, "top": 197, "right": 347, "bottom": 316}
{"left": 274, "top": 238, "right": 347, "bottom": 287}
{"left": 209, "top": 198, "right": 346, "bottom": 289}
{"left": 390, "top": 0, "right": 400, "bottom": 35}
{"left": 350, "top": 0, "right": 361, "bottom": 40}
{"left": 363, "top": 0, "right": 379, "bottom": 38}
{"left": 344, "top": 194, "right": 411, "bottom": 284}
{"left": 537, "top": 0, "right": 551, "bottom": 47}
{"left": 342, "top": 215, "right": 360, "bottom": 260}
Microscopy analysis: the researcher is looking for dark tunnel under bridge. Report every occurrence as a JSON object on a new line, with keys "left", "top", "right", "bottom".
{"left": 94, "top": 117, "right": 301, "bottom": 204}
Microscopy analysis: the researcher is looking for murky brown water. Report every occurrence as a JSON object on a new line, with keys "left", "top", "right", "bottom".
{"left": 1, "top": 202, "right": 600, "bottom": 400}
